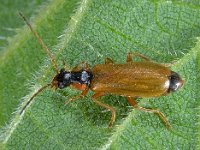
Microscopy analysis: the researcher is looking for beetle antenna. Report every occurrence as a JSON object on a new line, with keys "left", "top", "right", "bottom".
{"left": 20, "top": 83, "right": 51, "bottom": 115}
{"left": 18, "top": 12, "right": 59, "bottom": 74}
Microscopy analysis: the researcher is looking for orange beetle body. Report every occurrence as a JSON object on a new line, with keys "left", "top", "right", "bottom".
{"left": 19, "top": 12, "right": 184, "bottom": 128}
{"left": 65, "top": 54, "right": 183, "bottom": 128}
{"left": 91, "top": 61, "right": 172, "bottom": 98}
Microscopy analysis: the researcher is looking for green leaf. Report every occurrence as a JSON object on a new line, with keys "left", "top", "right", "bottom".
{"left": 0, "top": 0, "right": 80, "bottom": 128}
{"left": 0, "top": 0, "right": 200, "bottom": 149}
{"left": 0, "top": 0, "right": 49, "bottom": 51}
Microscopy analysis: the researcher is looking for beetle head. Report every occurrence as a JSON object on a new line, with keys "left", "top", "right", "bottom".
{"left": 52, "top": 69, "right": 71, "bottom": 89}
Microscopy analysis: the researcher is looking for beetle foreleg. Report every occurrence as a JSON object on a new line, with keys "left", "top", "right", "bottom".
{"left": 62, "top": 60, "right": 70, "bottom": 70}
{"left": 64, "top": 89, "right": 88, "bottom": 105}
{"left": 126, "top": 97, "right": 171, "bottom": 129}
{"left": 92, "top": 93, "right": 116, "bottom": 127}
{"left": 72, "top": 62, "right": 89, "bottom": 71}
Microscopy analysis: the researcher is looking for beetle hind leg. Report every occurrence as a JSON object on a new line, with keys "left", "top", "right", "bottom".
{"left": 160, "top": 60, "right": 177, "bottom": 67}
{"left": 126, "top": 52, "right": 151, "bottom": 63}
{"left": 126, "top": 97, "right": 171, "bottom": 129}
{"left": 92, "top": 92, "right": 116, "bottom": 127}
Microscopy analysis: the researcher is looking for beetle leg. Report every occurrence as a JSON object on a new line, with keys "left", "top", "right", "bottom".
{"left": 105, "top": 58, "right": 114, "bottom": 64}
{"left": 62, "top": 60, "right": 70, "bottom": 70}
{"left": 64, "top": 89, "right": 88, "bottom": 105}
{"left": 92, "top": 93, "right": 116, "bottom": 127}
{"left": 126, "top": 97, "right": 171, "bottom": 129}
{"left": 160, "top": 60, "right": 177, "bottom": 67}
{"left": 72, "top": 62, "right": 89, "bottom": 71}
{"left": 127, "top": 52, "right": 151, "bottom": 63}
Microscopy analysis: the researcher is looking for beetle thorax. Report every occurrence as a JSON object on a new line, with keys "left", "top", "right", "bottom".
{"left": 52, "top": 69, "right": 93, "bottom": 89}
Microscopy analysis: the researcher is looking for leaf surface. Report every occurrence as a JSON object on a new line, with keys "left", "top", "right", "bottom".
{"left": 0, "top": 0, "right": 79, "bottom": 128}
{"left": 0, "top": 0, "right": 199, "bottom": 149}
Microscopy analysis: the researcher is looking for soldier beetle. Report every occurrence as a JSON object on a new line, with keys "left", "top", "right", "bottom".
{"left": 19, "top": 12, "right": 184, "bottom": 128}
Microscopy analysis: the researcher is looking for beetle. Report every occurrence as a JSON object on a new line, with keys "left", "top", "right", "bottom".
{"left": 19, "top": 12, "right": 184, "bottom": 128}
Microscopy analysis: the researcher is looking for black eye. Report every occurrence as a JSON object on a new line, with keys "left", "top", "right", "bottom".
{"left": 168, "top": 71, "right": 183, "bottom": 93}
{"left": 58, "top": 83, "right": 65, "bottom": 89}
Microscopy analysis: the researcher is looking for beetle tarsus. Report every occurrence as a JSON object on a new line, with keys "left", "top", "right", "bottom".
{"left": 126, "top": 97, "right": 171, "bottom": 129}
